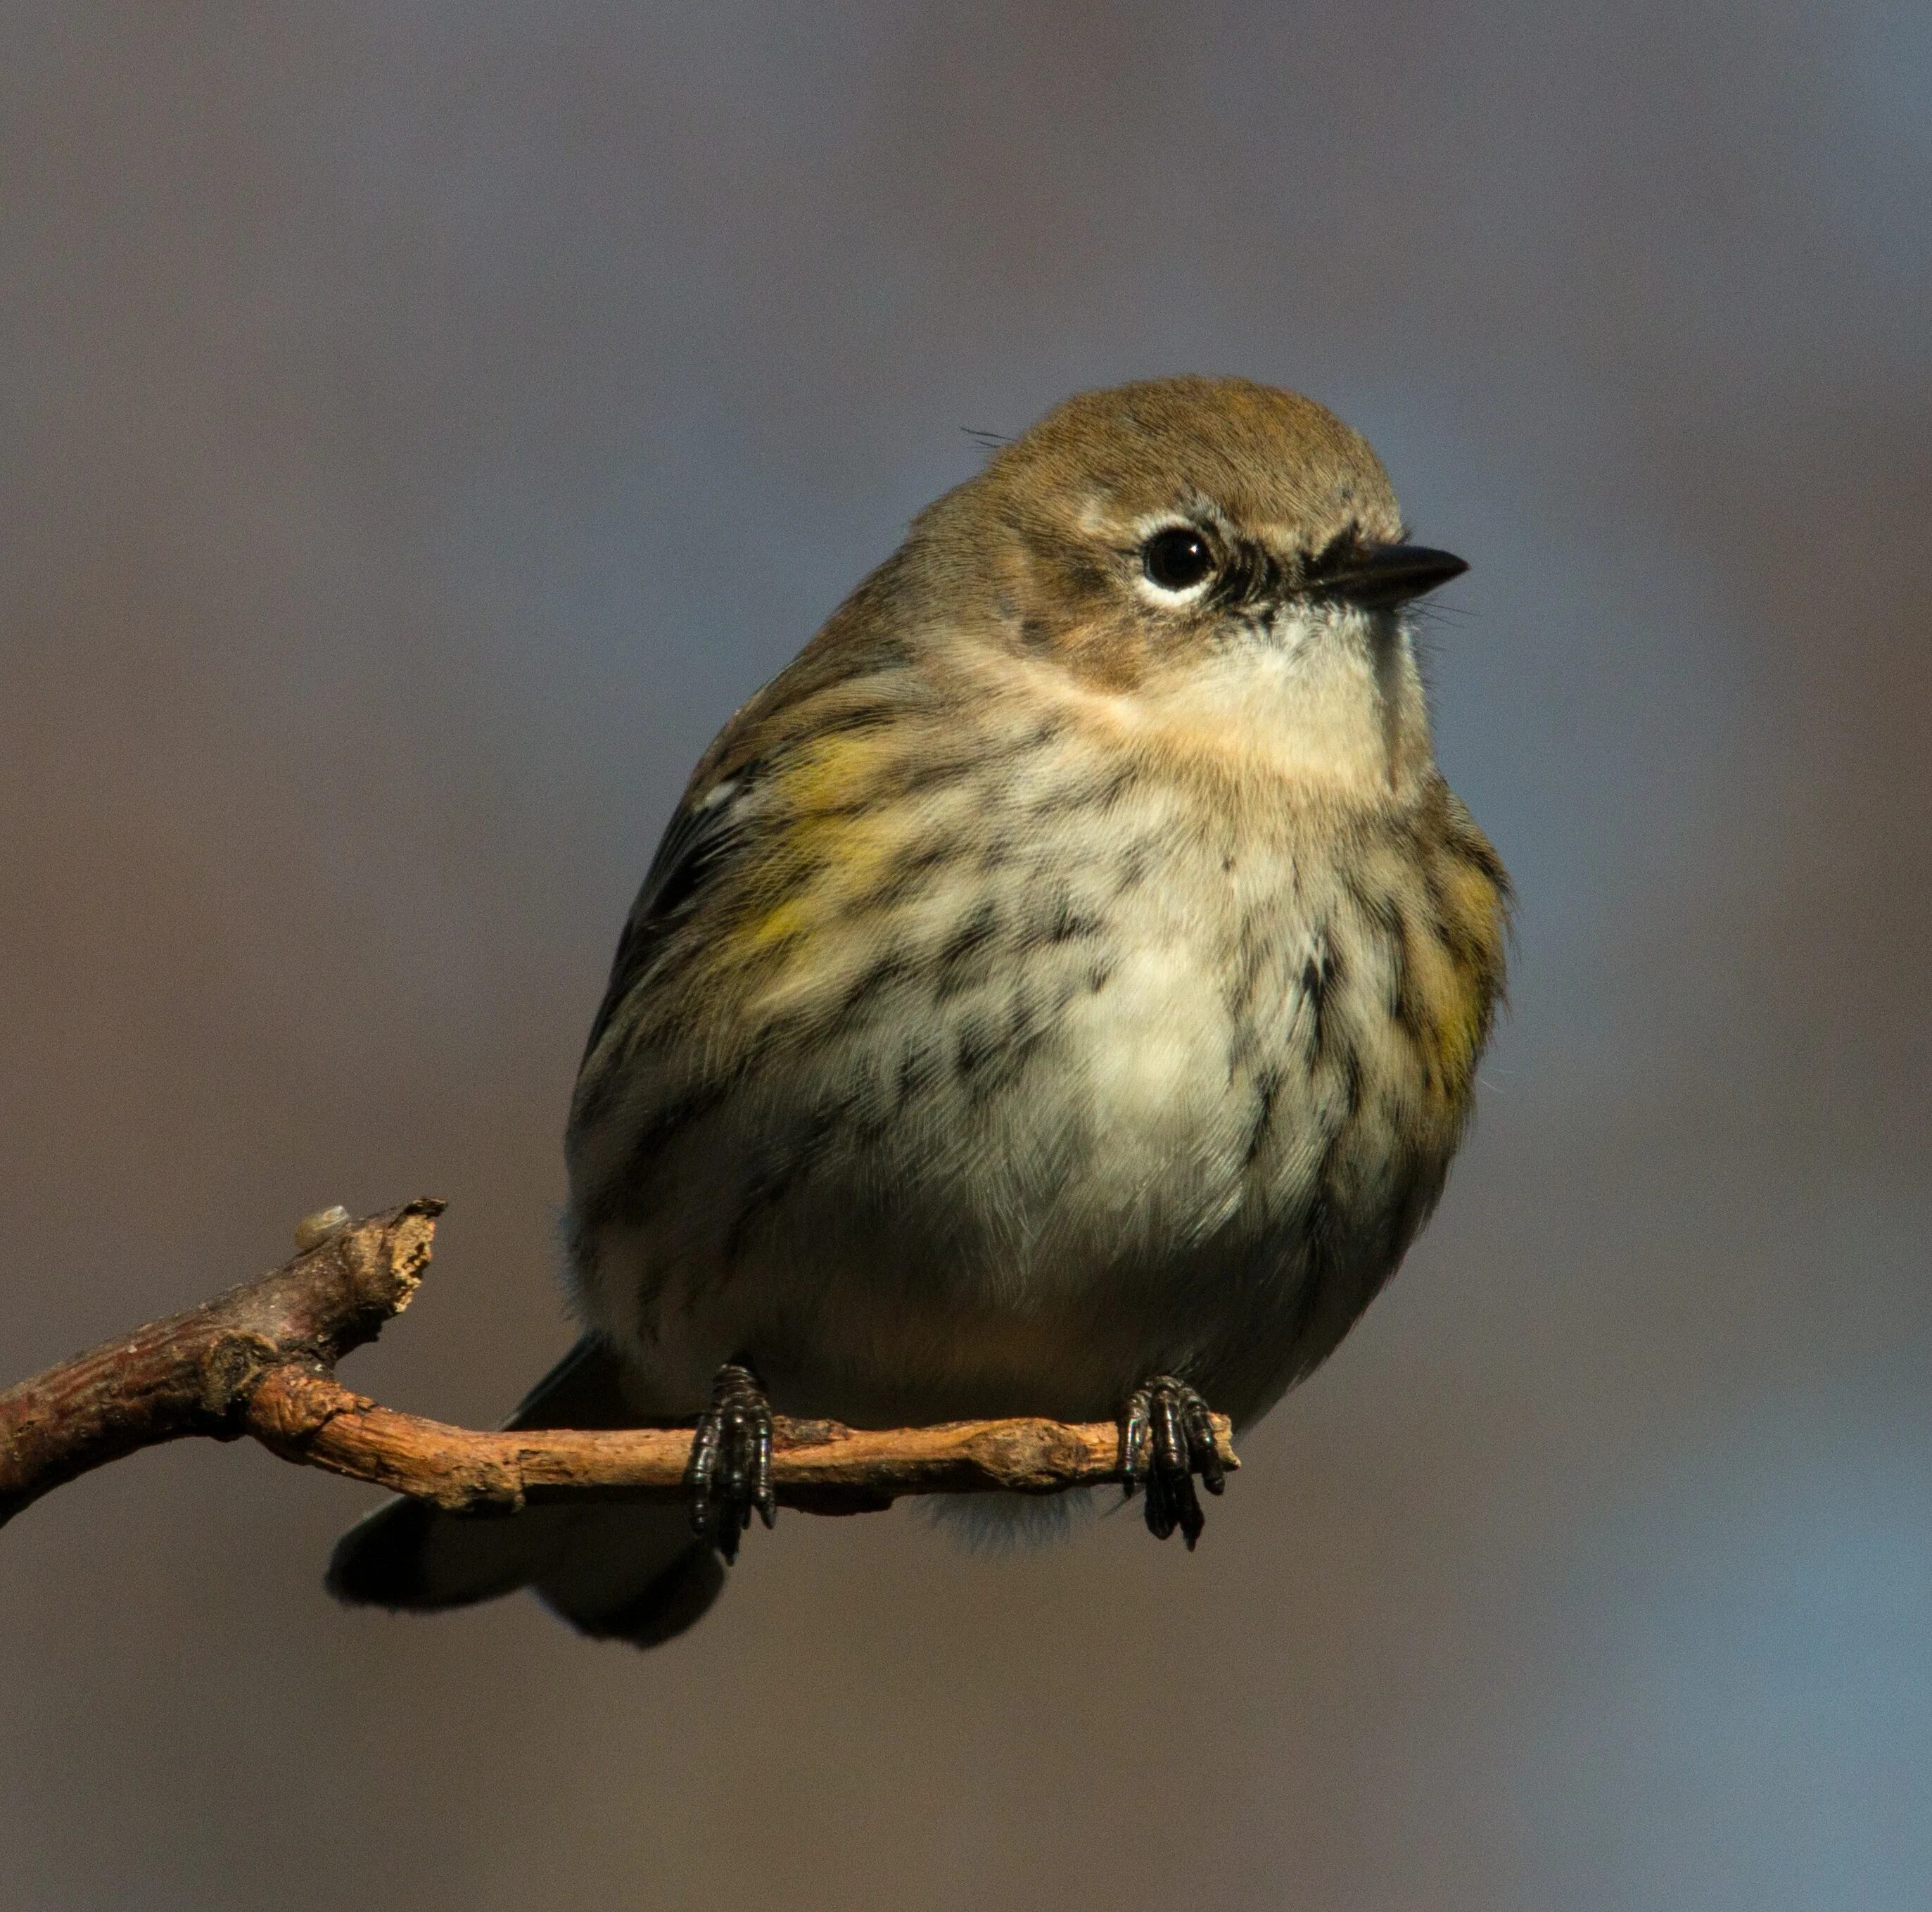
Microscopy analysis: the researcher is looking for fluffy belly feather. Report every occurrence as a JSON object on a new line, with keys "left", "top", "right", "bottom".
{"left": 567, "top": 749, "right": 1501, "bottom": 1431}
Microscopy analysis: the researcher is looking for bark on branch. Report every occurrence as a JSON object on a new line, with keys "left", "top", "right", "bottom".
{"left": 0, "top": 1200, "right": 1236, "bottom": 1529}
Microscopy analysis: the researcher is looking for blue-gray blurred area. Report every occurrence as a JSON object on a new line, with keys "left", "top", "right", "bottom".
{"left": 3, "top": 5, "right": 1928, "bottom": 1907}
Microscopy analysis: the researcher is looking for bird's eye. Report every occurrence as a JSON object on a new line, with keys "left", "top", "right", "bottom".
{"left": 1140, "top": 526, "right": 1216, "bottom": 595}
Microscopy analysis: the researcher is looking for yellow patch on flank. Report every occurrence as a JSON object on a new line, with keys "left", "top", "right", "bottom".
{"left": 1436, "top": 854, "right": 1509, "bottom": 970}
{"left": 1425, "top": 968, "right": 1491, "bottom": 1096}
{"left": 780, "top": 728, "right": 898, "bottom": 813}
{"left": 735, "top": 729, "right": 915, "bottom": 955}
{"left": 744, "top": 897, "right": 811, "bottom": 950}
{"left": 1376, "top": 837, "right": 1507, "bottom": 1107}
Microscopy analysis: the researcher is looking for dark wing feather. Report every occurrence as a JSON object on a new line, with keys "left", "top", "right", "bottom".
{"left": 575, "top": 555, "right": 920, "bottom": 1070}
{"left": 578, "top": 769, "right": 758, "bottom": 1066}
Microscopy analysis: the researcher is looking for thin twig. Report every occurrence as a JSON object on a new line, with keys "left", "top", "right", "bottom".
{"left": 0, "top": 1201, "right": 1235, "bottom": 1528}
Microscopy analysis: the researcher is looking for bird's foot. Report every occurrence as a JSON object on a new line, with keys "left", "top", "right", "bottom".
{"left": 1119, "top": 1375, "right": 1226, "bottom": 1549}
{"left": 685, "top": 1360, "right": 775, "bottom": 1562}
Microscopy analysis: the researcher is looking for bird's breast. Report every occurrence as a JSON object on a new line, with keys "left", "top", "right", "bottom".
{"left": 570, "top": 709, "right": 1506, "bottom": 1424}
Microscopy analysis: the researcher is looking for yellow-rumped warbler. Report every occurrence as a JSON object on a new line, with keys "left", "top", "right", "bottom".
{"left": 329, "top": 376, "right": 1509, "bottom": 1645}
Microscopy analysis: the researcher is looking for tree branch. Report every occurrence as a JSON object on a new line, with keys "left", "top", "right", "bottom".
{"left": 0, "top": 1200, "right": 1236, "bottom": 1528}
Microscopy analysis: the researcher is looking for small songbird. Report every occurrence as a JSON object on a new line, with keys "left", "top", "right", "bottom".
{"left": 329, "top": 376, "right": 1509, "bottom": 1645}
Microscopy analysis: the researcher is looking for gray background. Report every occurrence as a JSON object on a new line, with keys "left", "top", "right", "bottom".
{"left": 4, "top": 6, "right": 1929, "bottom": 1908}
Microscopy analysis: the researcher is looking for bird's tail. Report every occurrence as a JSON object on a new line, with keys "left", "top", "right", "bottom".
{"left": 324, "top": 1337, "right": 724, "bottom": 1647}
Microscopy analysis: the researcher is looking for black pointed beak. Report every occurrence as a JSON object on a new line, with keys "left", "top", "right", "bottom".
{"left": 1305, "top": 542, "right": 1468, "bottom": 610}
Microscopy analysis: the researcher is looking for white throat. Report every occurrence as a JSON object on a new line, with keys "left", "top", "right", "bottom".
{"left": 1145, "top": 606, "right": 1432, "bottom": 798}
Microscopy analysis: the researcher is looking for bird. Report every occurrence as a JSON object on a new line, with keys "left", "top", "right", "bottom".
{"left": 328, "top": 374, "right": 1510, "bottom": 1647}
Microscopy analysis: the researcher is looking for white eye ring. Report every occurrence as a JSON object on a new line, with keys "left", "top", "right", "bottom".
{"left": 1137, "top": 524, "right": 1218, "bottom": 601}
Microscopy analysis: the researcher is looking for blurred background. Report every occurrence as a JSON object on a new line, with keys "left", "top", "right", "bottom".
{"left": 3, "top": 5, "right": 1929, "bottom": 1908}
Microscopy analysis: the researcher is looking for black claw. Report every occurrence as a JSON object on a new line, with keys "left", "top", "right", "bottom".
{"left": 1119, "top": 1386, "right": 1152, "bottom": 1499}
{"left": 684, "top": 1360, "right": 775, "bottom": 1562}
{"left": 753, "top": 1413, "right": 775, "bottom": 1528}
{"left": 1119, "top": 1375, "right": 1223, "bottom": 1547}
{"left": 1185, "top": 1395, "right": 1226, "bottom": 1497}
{"left": 1174, "top": 1476, "right": 1206, "bottom": 1550}
{"left": 1146, "top": 1469, "right": 1179, "bottom": 1542}
{"left": 1120, "top": 1417, "right": 1141, "bottom": 1496}
{"left": 686, "top": 1417, "right": 723, "bottom": 1536}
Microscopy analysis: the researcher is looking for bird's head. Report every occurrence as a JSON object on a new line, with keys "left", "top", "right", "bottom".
{"left": 915, "top": 376, "right": 1465, "bottom": 798}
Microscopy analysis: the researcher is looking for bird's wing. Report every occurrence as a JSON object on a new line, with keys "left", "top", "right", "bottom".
{"left": 577, "top": 766, "right": 761, "bottom": 1067}
{"left": 577, "top": 560, "right": 923, "bottom": 1072}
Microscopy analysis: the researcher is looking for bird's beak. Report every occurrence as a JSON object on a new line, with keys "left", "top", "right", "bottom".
{"left": 1307, "top": 543, "right": 1468, "bottom": 610}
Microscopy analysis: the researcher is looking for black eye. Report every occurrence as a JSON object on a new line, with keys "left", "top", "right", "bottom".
{"left": 1140, "top": 526, "right": 1216, "bottom": 594}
